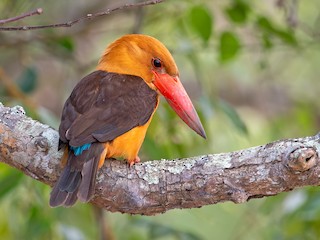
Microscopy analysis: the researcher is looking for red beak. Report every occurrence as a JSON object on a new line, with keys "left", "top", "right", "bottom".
{"left": 153, "top": 71, "right": 206, "bottom": 139}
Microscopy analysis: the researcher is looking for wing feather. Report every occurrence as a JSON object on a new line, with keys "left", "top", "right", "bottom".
{"left": 59, "top": 70, "right": 158, "bottom": 147}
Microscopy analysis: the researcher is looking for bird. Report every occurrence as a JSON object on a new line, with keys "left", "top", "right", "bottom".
{"left": 50, "top": 34, "right": 206, "bottom": 207}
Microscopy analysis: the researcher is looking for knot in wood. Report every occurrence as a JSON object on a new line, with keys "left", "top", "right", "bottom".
{"left": 287, "top": 147, "right": 317, "bottom": 172}
{"left": 34, "top": 136, "right": 49, "bottom": 152}
{"left": 224, "top": 179, "right": 248, "bottom": 204}
{"left": 10, "top": 105, "right": 25, "bottom": 115}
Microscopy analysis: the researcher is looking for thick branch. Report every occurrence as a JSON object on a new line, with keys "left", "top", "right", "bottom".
{"left": 0, "top": 0, "right": 164, "bottom": 31}
{"left": 0, "top": 103, "right": 319, "bottom": 215}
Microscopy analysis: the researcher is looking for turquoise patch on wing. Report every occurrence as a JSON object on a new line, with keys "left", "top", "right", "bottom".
{"left": 70, "top": 143, "right": 91, "bottom": 156}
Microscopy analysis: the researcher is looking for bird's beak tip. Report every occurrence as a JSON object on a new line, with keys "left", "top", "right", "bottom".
{"left": 152, "top": 71, "right": 206, "bottom": 139}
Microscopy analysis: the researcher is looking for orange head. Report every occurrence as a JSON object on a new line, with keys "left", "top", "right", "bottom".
{"left": 97, "top": 34, "right": 206, "bottom": 139}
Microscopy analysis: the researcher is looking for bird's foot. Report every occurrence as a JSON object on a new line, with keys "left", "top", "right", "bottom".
{"left": 128, "top": 156, "right": 140, "bottom": 167}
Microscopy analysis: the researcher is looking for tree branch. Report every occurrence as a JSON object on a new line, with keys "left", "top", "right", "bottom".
{"left": 0, "top": 8, "right": 43, "bottom": 25}
{"left": 0, "top": 0, "right": 164, "bottom": 31}
{"left": 0, "top": 103, "right": 319, "bottom": 215}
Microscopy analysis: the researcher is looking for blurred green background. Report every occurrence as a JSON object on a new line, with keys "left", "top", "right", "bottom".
{"left": 1, "top": 0, "right": 320, "bottom": 239}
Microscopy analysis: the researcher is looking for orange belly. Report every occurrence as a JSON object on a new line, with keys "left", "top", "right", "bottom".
{"left": 106, "top": 117, "right": 152, "bottom": 161}
{"left": 102, "top": 103, "right": 158, "bottom": 166}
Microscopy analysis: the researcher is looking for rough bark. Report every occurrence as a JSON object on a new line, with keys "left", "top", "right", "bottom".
{"left": 0, "top": 103, "right": 319, "bottom": 215}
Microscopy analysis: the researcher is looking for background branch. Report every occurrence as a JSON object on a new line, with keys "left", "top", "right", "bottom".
{"left": 0, "top": 8, "right": 43, "bottom": 25}
{"left": 0, "top": 0, "right": 164, "bottom": 31}
{"left": 0, "top": 103, "right": 319, "bottom": 215}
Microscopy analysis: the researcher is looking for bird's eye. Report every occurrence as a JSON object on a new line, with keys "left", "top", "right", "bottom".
{"left": 152, "top": 58, "right": 162, "bottom": 68}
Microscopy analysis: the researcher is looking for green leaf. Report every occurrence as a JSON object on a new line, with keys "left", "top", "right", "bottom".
{"left": 256, "top": 16, "right": 275, "bottom": 32}
{"left": 262, "top": 33, "right": 273, "bottom": 49}
{"left": 26, "top": 206, "right": 52, "bottom": 239}
{"left": 275, "top": 29, "right": 297, "bottom": 46}
{"left": 149, "top": 224, "right": 173, "bottom": 238}
{"left": 0, "top": 169, "right": 23, "bottom": 199}
{"left": 218, "top": 100, "right": 248, "bottom": 135}
{"left": 55, "top": 36, "right": 75, "bottom": 52}
{"left": 219, "top": 31, "right": 241, "bottom": 62}
{"left": 225, "top": 0, "right": 250, "bottom": 24}
{"left": 256, "top": 16, "right": 297, "bottom": 46}
{"left": 17, "top": 66, "right": 38, "bottom": 93}
{"left": 188, "top": 5, "right": 213, "bottom": 43}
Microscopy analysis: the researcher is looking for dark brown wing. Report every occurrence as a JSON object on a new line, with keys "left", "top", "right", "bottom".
{"left": 59, "top": 70, "right": 158, "bottom": 147}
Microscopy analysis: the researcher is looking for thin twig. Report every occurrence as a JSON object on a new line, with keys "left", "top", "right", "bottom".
{"left": 0, "top": 8, "right": 43, "bottom": 25}
{"left": 0, "top": 0, "right": 164, "bottom": 31}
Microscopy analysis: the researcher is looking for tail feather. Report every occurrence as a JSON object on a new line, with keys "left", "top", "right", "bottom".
{"left": 57, "top": 165, "right": 74, "bottom": 191}
{"left": 49, "top": 184, "right": 69, "bottom": 207}
{"left": 78, "top": 157, "right": 99, "bottom": 202}
{"left": 63, "top": 192, "right": 79, "bottom": 207}
{"left": 49, "top": 143, "right": 106, "bottom": 207}
{"left": 64, "top": 171, "right": 82, "bottom": 193}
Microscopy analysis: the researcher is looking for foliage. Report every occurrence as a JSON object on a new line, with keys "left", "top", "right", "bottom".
{"left": 1, "top": 0, "right": 320, "bottom": 239}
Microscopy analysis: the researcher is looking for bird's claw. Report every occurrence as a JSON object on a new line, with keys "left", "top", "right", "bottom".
{"left": 128, "top": 156, "right": 140, "bottom": 167}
